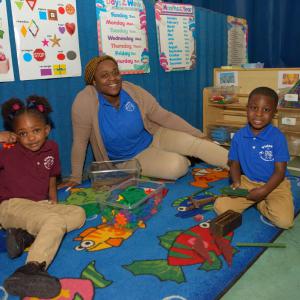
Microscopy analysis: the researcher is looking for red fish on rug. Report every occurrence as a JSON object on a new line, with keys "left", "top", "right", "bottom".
{"left": 168, "top": 222, "right": 234, "bottom": 267}
{"left": 123, "top": 221, "right": 237, "bottom": 283}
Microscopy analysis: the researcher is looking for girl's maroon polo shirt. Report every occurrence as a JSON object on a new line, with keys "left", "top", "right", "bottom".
{"left": 0, "top": 140, "right": 61, "bottom": 202}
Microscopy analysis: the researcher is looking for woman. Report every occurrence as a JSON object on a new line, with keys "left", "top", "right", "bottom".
{"left": 63, "top": 55, "right": 228, "bottom": 185}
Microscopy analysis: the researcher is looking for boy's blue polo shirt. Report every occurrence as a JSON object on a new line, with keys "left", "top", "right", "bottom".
{"left": 98, "top": 90, "right": 153, "bottom": 160}
{"left": 229, "top": 124, "right": 290, "bottom": 182}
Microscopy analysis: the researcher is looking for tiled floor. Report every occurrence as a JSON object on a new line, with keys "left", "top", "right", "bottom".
{"left": 222, "top": 213, "right": 300, "bottom": 300}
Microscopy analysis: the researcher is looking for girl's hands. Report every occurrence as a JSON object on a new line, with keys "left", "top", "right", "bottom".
{"left": 57, "top": 180, "right": 79, "bottom": 190}
{"left": 0, "top": 131, "right": 17, "bottom": 143}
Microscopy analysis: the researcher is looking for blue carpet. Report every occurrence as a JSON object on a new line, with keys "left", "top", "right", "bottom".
{"left": 1, "top": 163, "right": 299, "bottom": 300}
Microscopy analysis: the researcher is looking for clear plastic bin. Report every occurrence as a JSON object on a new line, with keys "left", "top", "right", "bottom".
{"left": 208, "top": 86, "right": 239, "bottom": 104}
{"left": 208, "top": 126, "right": 239, "bottom": 145}
{"left": 89, "top": 159, "right": 141, "bottom": 191}
{"left": 208, "top": 126, "right": 230, "bottom": 144}
{"left": 97, "top": 178, "right": 166, "bottom": 229}
{"left": 278, "top": 110, "right": 300, "bottom": 132}
{"left": 285, "top": 133, "right": 300, "bottom": 156}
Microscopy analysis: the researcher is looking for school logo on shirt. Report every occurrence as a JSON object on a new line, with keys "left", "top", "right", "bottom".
{"left": 125, "top": 101, "right": 135, "bottom": 112}
{"left": 259, "top": 144, "right": 274, "bottom": 161}
{"left": 44, "top": 155, "right": 55, "bottom": 170}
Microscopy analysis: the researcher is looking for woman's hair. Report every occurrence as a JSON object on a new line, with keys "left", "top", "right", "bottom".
{"left": 1, "top": 95, "right": 53, "bottom": 131}
{"left": 84, "top": 55, "right": 118, "bottom": 85}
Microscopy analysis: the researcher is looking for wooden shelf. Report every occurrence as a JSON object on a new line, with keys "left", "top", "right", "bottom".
{"left": 203, "top": 67, "right": 300, "bottom": 157}
{"left": 208, "top": 103, "right": 246, "bottom": 109}
{"left": 280, "top": 129, "right": 300, "bottom": 135}
{"left": 209, "top": 121, "right": 246, "bottom": 128}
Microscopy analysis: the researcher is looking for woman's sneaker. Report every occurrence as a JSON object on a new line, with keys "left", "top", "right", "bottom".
{"left": 4, "top": 261, "right": 61, "bottom": 298}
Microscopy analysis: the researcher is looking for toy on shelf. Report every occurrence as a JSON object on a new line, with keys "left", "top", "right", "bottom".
{"left": 208, "top": 86, "right": 239, "bottom": 104}
{"left": 209, "top": 126, "right": 230, "bottom": 144}
{"left": 278, "top": 79, "right": 300, "bottom": 108}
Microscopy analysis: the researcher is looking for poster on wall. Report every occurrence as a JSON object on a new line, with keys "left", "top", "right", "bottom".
{"left": 96, "top": 0, "right": 149, "bottom": 74}
{"left": 155, "top": 1, "right": 196, "bottom": 72}
{"left": 0, "top": 0, "right": 14, "bottom": 82}
{"left": 227, "top": 16, "right": 248, "bottom": 66}
{"left": 10, "top": 0, "right": 81, "bottom": 81}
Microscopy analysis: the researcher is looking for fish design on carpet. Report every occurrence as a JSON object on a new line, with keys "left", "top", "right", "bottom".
{"left": 23, "top": 260, "right": 112, "bottom": 299}
{"left": 74, "top": 224, "right": 133, "bottom": 251}
{"left": 23, "top": 279, "right": 94, "bottom": 300}
{"left": 123, "top": 221, "right": 237, "bottom": 283}
{"left": 190, "top": 167, "right": 229, "bottom": 188}
{"left": 63, "top": 188, "right": 110, "bottom": 218}
{"left": 173, "top": 192, "right": 216, "bottom": 218}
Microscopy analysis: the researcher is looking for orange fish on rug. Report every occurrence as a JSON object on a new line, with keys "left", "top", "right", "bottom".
{"left": 190, "top": 167, "right": 229, "bottom": 188}
{"left": 74, "top": 224, "right": 133, "bottom": 252}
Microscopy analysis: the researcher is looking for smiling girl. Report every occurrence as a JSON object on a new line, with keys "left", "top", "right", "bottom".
{"left": 0, "top": 96, "right": 85, "bottom": 298}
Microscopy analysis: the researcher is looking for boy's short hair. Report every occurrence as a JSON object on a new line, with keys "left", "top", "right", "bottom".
{"left": 248, "top": 87, "right": 279, "bottom": 107}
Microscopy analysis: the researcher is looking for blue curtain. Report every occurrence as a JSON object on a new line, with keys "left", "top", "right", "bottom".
{"left": 0, "top": 0, "right": 227, "bottom": 177}
{"left": 171, "top": 0, "right": 300, "bottom": 67}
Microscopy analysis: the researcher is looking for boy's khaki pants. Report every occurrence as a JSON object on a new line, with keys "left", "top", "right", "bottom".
{"left": 214, "top": 175, "right": 294, "bottom": 229}
{"left": 0, "top": 198, "right": 85, "bottom": 268}
{"left": 135, "top": 127, "right": 229, "bottom": 180}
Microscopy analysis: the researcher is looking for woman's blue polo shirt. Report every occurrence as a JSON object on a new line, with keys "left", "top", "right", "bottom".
{"left": 98, "top": 90, "right": 153, "bottom": 160}
{"left": 229, "top": 124, "right": 290, "bottom": 182}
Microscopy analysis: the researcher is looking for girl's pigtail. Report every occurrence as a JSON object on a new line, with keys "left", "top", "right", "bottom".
{"left": 26, "top": 95, "right": 52, "bottom": 115}
{"left": 26, "top": 95, "right": 54, "bottom": 127}
{"left": 1, "top": 98, "right": 25, "bottom": 130}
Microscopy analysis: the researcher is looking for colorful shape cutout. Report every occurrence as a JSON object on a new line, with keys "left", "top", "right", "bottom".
{"left": 26, "top": 0, "right": 37, "bottom": 11}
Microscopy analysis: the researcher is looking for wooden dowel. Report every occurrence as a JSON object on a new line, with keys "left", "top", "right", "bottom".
{"left": 236, "top": 242, "right": 286, "bottom": 248}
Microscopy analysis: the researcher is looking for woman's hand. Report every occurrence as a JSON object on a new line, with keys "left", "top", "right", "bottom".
{"left": 57, "top": 180, "right": 79, "bottom": 190}
{"left": 0, "top": 131, "right": 17, "bottom": 143}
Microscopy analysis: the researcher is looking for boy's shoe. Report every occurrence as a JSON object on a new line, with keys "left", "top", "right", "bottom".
{"left": 6, "top": 228, "right": 35, "bottom": 258}
{"left": 4, "top": 261, "right": 61, "bottom": 298}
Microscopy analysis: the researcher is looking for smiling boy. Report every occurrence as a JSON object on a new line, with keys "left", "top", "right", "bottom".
{"left": 214, "top": 87, "right": 294, "bottom": 229}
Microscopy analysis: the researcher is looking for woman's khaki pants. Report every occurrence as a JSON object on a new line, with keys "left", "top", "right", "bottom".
{"left": 135, "top": 127, "right": 228, "bottom": 180}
